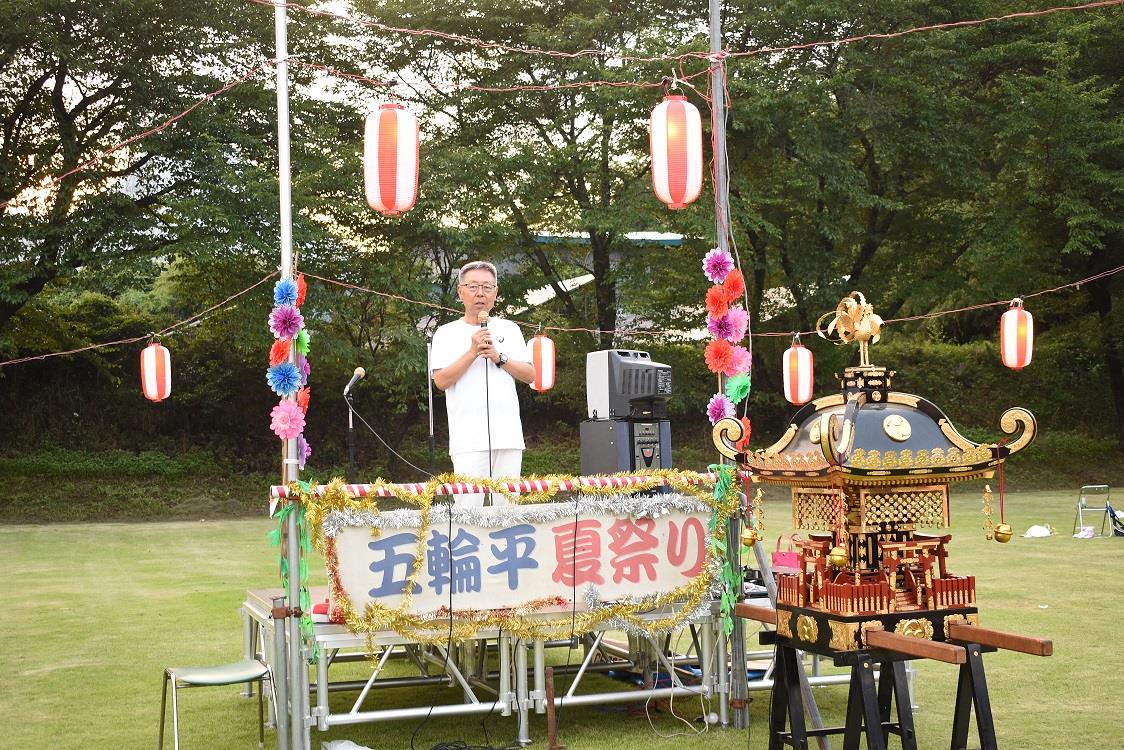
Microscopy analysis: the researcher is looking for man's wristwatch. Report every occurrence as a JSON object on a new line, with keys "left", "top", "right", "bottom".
{"left": 497, "top": 353, "right": 509, "bottom": 367}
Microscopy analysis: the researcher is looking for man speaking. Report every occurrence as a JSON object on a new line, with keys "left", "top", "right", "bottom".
{"left": 430, "top": 261, "right": 535, "bottom": 507}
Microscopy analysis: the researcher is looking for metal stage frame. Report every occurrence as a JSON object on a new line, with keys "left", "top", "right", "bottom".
{"left": 243, "top": 589, "right": 727, "bottom": 746}
{"left": 242, "top": 586, "right": 858, "bottom": 748}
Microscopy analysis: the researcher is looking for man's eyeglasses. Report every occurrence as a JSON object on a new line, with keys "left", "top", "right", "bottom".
{"left": 461, "top": 283, "right": 497, "bottom": 293}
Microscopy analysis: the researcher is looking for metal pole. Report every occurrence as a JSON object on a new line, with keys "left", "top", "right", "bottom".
{"left": 274, "top": 1, "right": 294, "bottom": 281}
{"left": 708, "top": 0, "right": 749, "bottom": 730}
{"left": 708, "top": 0, "right": 730, "bottom": 256}
{"left": 273, "top": 2, "right": 306, "bottom": 748}
{"left": 754, "top": 537, "right": 832, "bottom": 749}
{"left": 272, "top": 596, "right": 290, "bottom": 749}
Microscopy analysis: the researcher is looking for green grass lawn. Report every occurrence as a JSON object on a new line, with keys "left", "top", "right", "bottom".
{"left": 2, "top": 487, "right": 1121, "bottom": 749}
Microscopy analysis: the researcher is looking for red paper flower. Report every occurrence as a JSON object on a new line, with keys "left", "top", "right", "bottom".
{"left": 736, "top": 417, "right": 752, "bottom": 451}
{"left": 270, "top": 338, "right": 291, "bottom": 367}
{"left": 705, "top": 339, "right": 734, "bottom": 375}
{"left": 295, "top": 273, "right": 308, "bottom": 307}
{"left": 723, "top": 269, "right": 745, "bottom": 303}
{"left": 296, "top": 386, "right": 310, "bottom": 414}
{"left": 705, "top": 286, "right": 728, "bottom": 318}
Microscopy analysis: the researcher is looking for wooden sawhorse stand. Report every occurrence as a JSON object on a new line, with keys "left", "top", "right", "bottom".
{"left": 739, "top": 604, "right": 1052, "bottom": 750}
{"left": 763, "top": 631, "right": 921, "bottom": 750}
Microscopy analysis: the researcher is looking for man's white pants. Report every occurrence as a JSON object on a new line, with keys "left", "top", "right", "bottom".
{"left": 450, "top": 449, "right": 523, "bottom": 508}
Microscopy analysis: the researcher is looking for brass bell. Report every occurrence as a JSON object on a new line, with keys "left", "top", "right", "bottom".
{"left": 741, "top": 527, "right": 762, "bottom": 546}
{"left": 994, "top": 523, "right": 1013, "bottom": 543}
{"left": 828, "top": 545, "right": 849, "bottom": 568}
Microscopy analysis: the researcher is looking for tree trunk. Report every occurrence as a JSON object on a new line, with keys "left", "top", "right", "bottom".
{"left": 1088, "top": 245, "right": 1124, "bottom": 444}
{"left": 590, "top": 231, "right": 616, "bottom": 348}
{"left": 0, "top": 267, "right": 55, "bottom": 332}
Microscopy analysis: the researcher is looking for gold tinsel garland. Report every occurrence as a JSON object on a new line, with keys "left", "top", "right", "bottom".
{"left": 290, "top": 469, "right": 739, "bottom": 647}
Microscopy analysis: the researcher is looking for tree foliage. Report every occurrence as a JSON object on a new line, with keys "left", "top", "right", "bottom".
{"left": 2, "top": 0, "right": 1122, "bottom": 463}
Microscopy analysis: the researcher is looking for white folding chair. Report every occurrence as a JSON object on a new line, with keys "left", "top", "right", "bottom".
{"left": 158, "top": 659, "right": 274, "bottom": 749}
{"left": 1072, "top": 484, "right": 1111, "bottom": 536}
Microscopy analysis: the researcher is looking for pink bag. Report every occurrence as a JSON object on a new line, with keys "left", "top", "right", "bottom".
{"left": 771, "top": 536, "right": 800, "bottom": 570}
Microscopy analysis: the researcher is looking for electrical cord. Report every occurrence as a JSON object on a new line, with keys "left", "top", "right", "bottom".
{"left": 346, "top": 393, "right": 434, "bottom": 477}
{"left": 484, "top": 348, "right": 494, "bottom": 505}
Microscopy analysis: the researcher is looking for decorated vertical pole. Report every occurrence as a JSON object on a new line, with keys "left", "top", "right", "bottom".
{"left": 705, "top": 0, "right": 749, "bottom": 728}
{"left": 273, "top": 1, "right": 306, "bottom": 748}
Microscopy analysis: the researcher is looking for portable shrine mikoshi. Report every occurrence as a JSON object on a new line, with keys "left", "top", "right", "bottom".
{"left": 714, "top": 292, "right": 1052, "bottom": 750}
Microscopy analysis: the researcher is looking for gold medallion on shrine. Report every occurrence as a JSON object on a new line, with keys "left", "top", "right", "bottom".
{"left": 883, "top": 414, "right": 912, "bottom": 442}
{"left": 796, "top": 615, "right": 819, "bottom": 644}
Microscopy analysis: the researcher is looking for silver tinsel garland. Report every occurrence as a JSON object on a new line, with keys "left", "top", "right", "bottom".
{"left": 320, "top": 492, "right": 713, "bottom": 539}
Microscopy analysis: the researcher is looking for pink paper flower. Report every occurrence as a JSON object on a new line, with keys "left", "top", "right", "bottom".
{"left": 706, "top": 393, "right": 735, "bottom": 424}
{"left": 725, "top": 307, "right": 749, "bottom": 342}
{"left": 703, "top": 248, "right": 735, "bottom": 284}
{"left": 728, "top": 344, "right": 752, "bottom": 377}
{"left": 270, "top": 399, "right": 306, "bottom": 440}
{"left": 707, "top": 313, "right": 735, "bottom": 340}
{"left": 269, "top": 305, "right": 304, "bottom": 339}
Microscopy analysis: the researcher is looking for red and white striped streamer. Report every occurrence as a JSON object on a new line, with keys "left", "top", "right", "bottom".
{"left": 140, "top": 342, "right": 171, "bottom": 402}
{"left": 649, "top": 94, "right": 702, "bottom": 210}
{"left": 269, "top": 471, "right": 751, "bottom": 501}
{"left": 364, "top": 103, "right": 419, "bottom": 217}
{"left": 783, "top": 339, "right": 814, "bottom": 406}
{"left": 1000, "top": 299, "right": 1033, "bottom": 370}
{"left": 530, "top": 333, "right": 555, "bottom": 391}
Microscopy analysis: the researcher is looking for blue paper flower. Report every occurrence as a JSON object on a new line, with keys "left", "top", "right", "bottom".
{"left": 267, "top": 361, "right": 302, "bottom": 396}
{"left": 274, "top": 278, "right": 299, "bottom": 307}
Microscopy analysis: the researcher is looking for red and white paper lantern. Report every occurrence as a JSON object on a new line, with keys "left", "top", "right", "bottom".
{"left": 140, "top": 341, "right": 171, "bottom": 402}
{"left": 650, "top": 94, "right": 702, "bottom": 210}
{"left": 364, "top": 103, "right": 419, "bottom": 216}
{"left": 530, "top": 333, "right": 556, "bottom": 392}
{"left": 1000, "top": 298, "right": 1033, "bottom": 370}
{"left": 782, "top": 338, "right": 814, "bottom": 406}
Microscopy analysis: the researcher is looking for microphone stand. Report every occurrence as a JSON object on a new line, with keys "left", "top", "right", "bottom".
{"left": 346, "top": 391, "right": 357, "bottom": 483}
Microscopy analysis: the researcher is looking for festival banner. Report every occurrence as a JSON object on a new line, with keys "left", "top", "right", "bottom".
{"left": 328, "top": 496, "right": 713, "bottom": 616}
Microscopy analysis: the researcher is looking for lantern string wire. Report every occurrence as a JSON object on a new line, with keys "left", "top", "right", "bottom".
{"left": 301, "top": 264, "right": 1124, "bottom": 339}
{"left": 0, "top": 271, "right": 278, "bottom": 368}
{"left": 289, "top": 59, "right": 712, "bottom": 94}
{"left": 248, "top": 0, "right": 1124, "bottom": 66}
{"left": 1, "top": 264, "right": 1121, "bottom": 369}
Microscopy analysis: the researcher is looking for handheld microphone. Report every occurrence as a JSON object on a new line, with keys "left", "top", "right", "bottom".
{"left": 343, "top": 366, "right": 366, "bottom": 396}
{"left": 479, "top": 311, "right": 504, "bottom": 342}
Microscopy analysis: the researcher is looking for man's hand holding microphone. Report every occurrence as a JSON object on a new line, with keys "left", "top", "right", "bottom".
{"left": 474, "top": 311, "right": 501, "bottom": 364}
